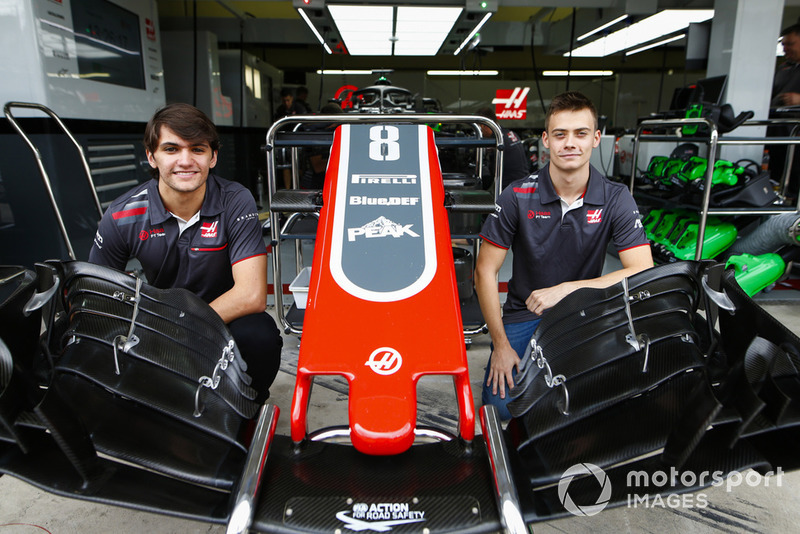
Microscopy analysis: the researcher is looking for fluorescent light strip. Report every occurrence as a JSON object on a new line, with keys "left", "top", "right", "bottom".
{"left": 566, "top": 9, "right": 712, "bottom": 57}
{"left": 542, "top": 70, "right": 614, "bottom": 76}
{"left": 327, "top": 5, "right": 461, "bottom": 56}
{"left": 328, "top": 5, "right": 393, "bottom": 56}
{"left": 298, "top": 8, "right": 332, "bottom": 54}
{"left": 577, "top": 14, "right": 628, "bottom": 41}
{"left": 316, "top": 70, "right": 374, "bottom": 75}
{"left": 395, "top": 6, "right": 462, "bottom": 56}
{"left": 625, "top": 34, "right": 685, "bottom": 56}
{"left": 427, "top": 70, "right": 499, "bottom": 76}
{"left": 454, "top": 12, "right": 493, "bottom": 55}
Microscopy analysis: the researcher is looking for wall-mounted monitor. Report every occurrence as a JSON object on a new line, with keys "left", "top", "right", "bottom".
{"left": 0, "top": 0, "right": 165, "bottom": 122}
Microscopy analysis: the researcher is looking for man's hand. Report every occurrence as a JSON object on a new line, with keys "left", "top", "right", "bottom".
{"left": 486, "top": 343, "right": 521, "bottom": 399}
{"left": 780, "top": 92, "right": 800, "bottom": 106}
{"left": 525, "top": 281, "right": 577, "bottom": 315}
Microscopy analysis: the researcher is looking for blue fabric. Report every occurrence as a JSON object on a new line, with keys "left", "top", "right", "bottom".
{"left": 481, "top": 318, "right": 541, "bottom": 420}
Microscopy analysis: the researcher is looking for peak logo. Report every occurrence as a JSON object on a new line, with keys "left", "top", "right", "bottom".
{"left": 347, "top": 217, "right": 419, "bottom": 241}
{"left": 493, "top": 87, "right": 529, "bottom": 120}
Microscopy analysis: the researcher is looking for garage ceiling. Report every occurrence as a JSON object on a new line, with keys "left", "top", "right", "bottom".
{"left": 157, "top": 0, "right": 798, "bottom": 81}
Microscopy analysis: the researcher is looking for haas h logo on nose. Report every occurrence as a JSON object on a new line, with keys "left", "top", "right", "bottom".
{"left": 365, "top": 347, "right": 403, "bottom": 375}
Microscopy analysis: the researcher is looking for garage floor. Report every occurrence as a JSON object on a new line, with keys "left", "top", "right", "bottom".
{"left": 1, "top": 248, "right": 799, "bottom": 533}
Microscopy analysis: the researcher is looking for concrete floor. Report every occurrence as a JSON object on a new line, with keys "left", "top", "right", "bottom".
{"left": 1, "top": 252, "right": 800, "bottom": 533}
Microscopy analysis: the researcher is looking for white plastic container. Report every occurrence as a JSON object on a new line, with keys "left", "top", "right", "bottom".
{"left": 289, "top": 267, "right": 311, "bottom": 309}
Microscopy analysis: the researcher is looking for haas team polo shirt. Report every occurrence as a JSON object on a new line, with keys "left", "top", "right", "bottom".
{"left": 480, "top": 164, "right": 649, "bottom": 324}
{"left": 89, "top": 174, "right": 265, "bottom": 303}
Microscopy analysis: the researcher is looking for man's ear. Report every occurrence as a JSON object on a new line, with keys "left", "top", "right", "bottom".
{"left": 541, "top": 130, "right": 550, "bottom": 149}
{"left": 146, "top": 150, "right": 157, "bottom": 168}
{"left": 592, "top": 129, "right": 601, "bottom": 148}
{"left": 210, "top": 150, "right": 218, "bottom": 169}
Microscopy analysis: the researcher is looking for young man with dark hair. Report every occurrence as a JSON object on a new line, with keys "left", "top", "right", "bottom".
{"left": 475, "top": 91, "right": 653, "bottom": 419}
{"left": 89, "top": 103, "right": 282, "bottom": 404}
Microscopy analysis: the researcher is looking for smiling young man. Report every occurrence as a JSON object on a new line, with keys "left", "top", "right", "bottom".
{"left": 89, "top": 103, "right": 282, "bottom": 403}
{"left": 475, "top": 91, "right": 653, "bottom": 419}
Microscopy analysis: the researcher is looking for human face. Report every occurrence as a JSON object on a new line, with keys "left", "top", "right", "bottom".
{"left": 282, "top": 94, "right": 293, "bottom": 108}
{"left": 782, "top": 32, "right": 800, "bottom": 63}
{"left": 147, "top": 126, "right": 217, "bottom": 195}
{"left": 541, "top": 109, "right": 600, "bottom": 175}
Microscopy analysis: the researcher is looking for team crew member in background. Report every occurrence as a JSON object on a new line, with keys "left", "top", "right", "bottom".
{"left": 476, "top": 106, "right": 531, "bottom": 191}
{"left": 89, "top": 103, "right": 282, "bottom": 404}
{"left": 475, "top": 91, "right": 653, "bottom": 419}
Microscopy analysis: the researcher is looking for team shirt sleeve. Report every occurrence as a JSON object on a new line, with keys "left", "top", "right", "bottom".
{"left": 609, "top": 187, "right": 650, "bottom": 252}
{"left": 479, "top": 185, "right": 520, "bottom": 249}
{"left": 225, "top": 188, "right": 267, "bottom": 265}
{"left": 88, "top": 208, "right": 131, "bottom": 270}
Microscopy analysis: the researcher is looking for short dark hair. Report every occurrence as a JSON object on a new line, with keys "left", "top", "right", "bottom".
{"left": 296, "top": 86, "right": 309, "bottom": 98}
{"left": 476, "top": 106, "right": 496, "bottom": 121}
{"left": 280, "top": 88, "right": 293, "bottom": 98}
{"left": 143, "top": 103, "right": 219, "bottom": 178}
{"left": 545, "top": 91, "right": 598, "bottom": 131}
{"left": 781, "top": 23, "right": 800, "bottom": 37}
{"left": 320, "top": 102, "right": 343, "bottom": 114}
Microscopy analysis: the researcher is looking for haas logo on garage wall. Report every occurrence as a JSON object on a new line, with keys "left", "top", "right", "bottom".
{"left": 493, "top": 87, "right": 530, "bottom": 120}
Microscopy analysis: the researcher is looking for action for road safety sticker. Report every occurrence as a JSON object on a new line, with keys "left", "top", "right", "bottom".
{"left": 282, "top": 496, "right": 481, "bottom": 532}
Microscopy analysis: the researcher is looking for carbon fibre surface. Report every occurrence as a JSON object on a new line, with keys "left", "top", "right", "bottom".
{"left": 0, "top": 436, "right": 231, "bottom": 524}
{"left": 512, "top": 337, "right": 705, "bottom": 436}
{"left": 270, "top": 189, "right": 324, "bottom": 212}
{"left": 251, "top": 436, "right": 503, "bottom": 534}
{"left": 56, "top": 337, "right": 249, "bottom": 444}
{"left": 63, "top": 311, "right": 257, "bottom": 415}
{"left": 56, "top": 261, "right": 258, "bottom": 417}
{"left": 53, "top": 372, "right": 246, "bottom": 489}
{"left": 513, "top": 368, "right": 711, "bottom": 486}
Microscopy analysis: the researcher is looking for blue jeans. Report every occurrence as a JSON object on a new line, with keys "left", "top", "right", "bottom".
{"left": 482, "top": 318, "right": 541, "bottom": 420}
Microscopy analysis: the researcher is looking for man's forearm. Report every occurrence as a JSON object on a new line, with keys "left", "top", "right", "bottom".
{"left": 475, "top": 267, "right": 510, "bottom": 349}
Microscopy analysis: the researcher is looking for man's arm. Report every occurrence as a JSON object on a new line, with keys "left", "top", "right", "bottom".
{"left": 525, "top": 244, "right": 653, "bottom": 316}
{"left": 475, "top": 241, "right": 520, "bottom": 399}
{"left": 208, "top": 254, "right": 267, "bottom": 324}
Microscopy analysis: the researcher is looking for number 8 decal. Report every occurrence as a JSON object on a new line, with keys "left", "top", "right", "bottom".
{"left": 369, "top": 125, "right": 400, "bottom": 161}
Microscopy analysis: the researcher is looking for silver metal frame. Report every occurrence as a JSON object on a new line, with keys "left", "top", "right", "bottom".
{"left": 480, "top": 405, "right": 528, "bottom": 534}
{"left": 225, "top": 404, "right": 280, "bottom": 534}
{"left": 4, "top": 101, "right": 104, "bottom": 260}
{"left": 631, "top": 117, "right": 800, "bottom": 260}
{"left": 307, "top": 425, "right": 457, "bottom": 444}
{"left": 265, "top": 113, "right": 504, "bottom": 335}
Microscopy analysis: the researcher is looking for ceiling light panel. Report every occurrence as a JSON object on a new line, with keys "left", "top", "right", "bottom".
{"left": 394, "top": 6, "right": 462, "bottom": 56}
{"left": 328, "top": 4, "right": 393, "bottom": 56}
{"left": 567, "top": 9, "right": 713, "bottom": 57}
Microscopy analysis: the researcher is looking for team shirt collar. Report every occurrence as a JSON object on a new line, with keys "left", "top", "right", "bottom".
{"left": 147, "top": 174, "right": 224, "bottom": 225}
{"left": 539, "top": 163, "right": 606, "bottom": 206}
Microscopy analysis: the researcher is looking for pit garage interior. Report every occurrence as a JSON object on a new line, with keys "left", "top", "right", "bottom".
{"left": 3, "top": 0, "right": 800, "bottom": 533}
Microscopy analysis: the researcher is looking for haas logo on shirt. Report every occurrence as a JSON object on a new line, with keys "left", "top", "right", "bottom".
{"left": 587, "top": 209, "right": 603, "bottom": 224}
{"left": 201, "top": 221, "right": 218, "bottom": 238}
